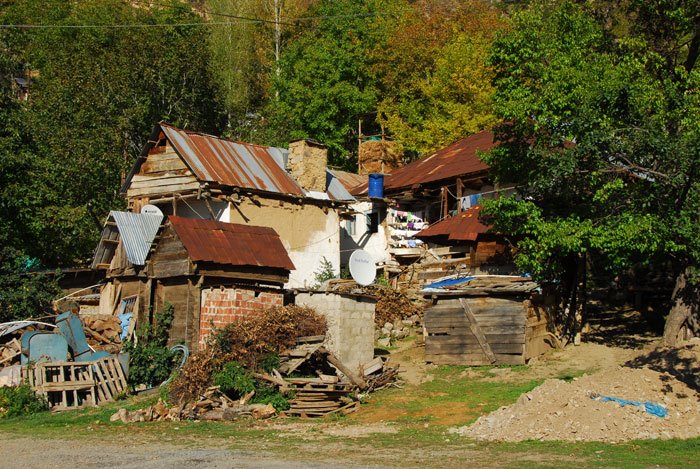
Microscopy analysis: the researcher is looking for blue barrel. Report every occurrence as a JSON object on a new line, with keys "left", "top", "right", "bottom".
{"left": 368, "top": 173, "right": 384, "bottom": 198}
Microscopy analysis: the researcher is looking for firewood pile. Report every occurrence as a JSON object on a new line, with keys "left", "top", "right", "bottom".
{"left": 81, "top": 315, "right": 122, "bottom": 353}
{"left": 253, "top": 336, "right": 401, "bottom": 418}
{"left": 110, "top": 386, "right": 276, "bottom": 423}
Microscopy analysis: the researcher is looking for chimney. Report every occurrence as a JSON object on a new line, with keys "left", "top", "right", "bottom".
{"left": 288, "top": 139, "right": 328, "bottom": 193}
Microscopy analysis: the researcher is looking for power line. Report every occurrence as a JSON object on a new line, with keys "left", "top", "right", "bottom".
{"left": 0, "top": 2, "right": 408, "bottom": 30}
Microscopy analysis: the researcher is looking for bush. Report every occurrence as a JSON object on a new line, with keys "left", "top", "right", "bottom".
{"left": 169, "top": 305, "right": 326, "bottom": 405}
{"left": 213, "top": 361, "right": 255, "bottom": 397}
{"left": 210, "top": 305, "right": 326, "bottom": 369}
{"left": 0, "top": 384, "right": 48, "bottom": 418}
{"left": 123, "top": 304, "right": 176, "bottom": 389}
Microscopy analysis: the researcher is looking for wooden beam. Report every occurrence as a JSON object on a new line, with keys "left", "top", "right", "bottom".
{"left": 459, "top": 298, "right": 497, "bottom": 364}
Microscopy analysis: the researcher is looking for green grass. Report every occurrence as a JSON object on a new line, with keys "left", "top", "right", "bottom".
{"left": 0, "top": 364, "right": 697, "bottom": 467}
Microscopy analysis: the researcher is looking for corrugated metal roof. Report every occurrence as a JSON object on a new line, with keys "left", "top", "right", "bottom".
{"left": 352, "top": 130, "right": 494, "bottom": 195}
{"left": 91, "top": 211, "right": 163, "bottom": 268}
{"left": 331, "top": 169, "right": 365, "bottom": 192}
{"left": 160, "top": 123, "right": 305, "bottom": 196}
{"left": 325, "top": 170, "right": 355, "bottom": 201}
{"left": 415, "top": 205, "right": 490, "bottom": 241}
{"left": 169, "top": 216, "right": 295, "bottom": 271}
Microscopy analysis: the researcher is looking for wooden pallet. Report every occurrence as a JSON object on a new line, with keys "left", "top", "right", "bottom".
{"left": 25, "top": 356, "right": 127, "bottom": 410}
{"left": 26, "top": 361, "right": 96, "bottom": 410}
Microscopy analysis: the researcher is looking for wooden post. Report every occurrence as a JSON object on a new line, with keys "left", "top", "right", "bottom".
{"left": 456, "top": 179, "right": 464, "bottom": 213}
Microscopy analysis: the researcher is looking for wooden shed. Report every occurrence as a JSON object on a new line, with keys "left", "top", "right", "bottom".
{"left": 148, "top": 216, "right": 295, "bottom": 349}
{"left": 423, "top": 277, "right": 557, "bottom": 365}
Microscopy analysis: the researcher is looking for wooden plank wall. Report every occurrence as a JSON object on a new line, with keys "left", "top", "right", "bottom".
{"left": 523, "top": 294, "right": 557, "bottom": 360}
{"left": 424, "top": 296, "right": 528, "bottom": 365}
{"left": 149, "top": 225, "right": 194, "bottom": 278}
{"left": 154, "top": 278, "right": 200, "bottom": 350}
{"left": 126, "top": 148, "right": 199, "bottom": 199}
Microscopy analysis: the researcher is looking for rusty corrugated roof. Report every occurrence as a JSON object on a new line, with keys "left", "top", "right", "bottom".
{"left": 160, "top": 123, "right": 305, "bottom": 196}
{"left": 415, "top": 206, "right": 490, "bottom": 241}
{"left": 331, "top": 169, "right": 365, "bottom": 192}
{"left": 169, "top": 216, "right": 295, "bottom": 271}
{"left": 352, "top": 130, "right": 494, "bottom": 196}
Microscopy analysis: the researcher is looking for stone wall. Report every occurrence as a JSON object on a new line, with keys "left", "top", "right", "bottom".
{"left": 199, "top": 286, "right": 283, "bottom": 347}
{"left": 295, "top": 292, "right": 375, "bottom": 373}
{"left": 288, "top": 139, "right": 328, "bottom": 192}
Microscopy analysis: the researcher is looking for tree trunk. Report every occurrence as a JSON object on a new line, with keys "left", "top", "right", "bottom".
{"left": 663, "top": 267, "right": 699, "bottom": 346}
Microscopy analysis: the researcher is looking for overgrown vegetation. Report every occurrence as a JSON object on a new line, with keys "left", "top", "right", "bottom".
{"left": 123, "top": 304, "right": 176, "bottom": 389}
{"left": 0, "top": 384, "right": 48, "bottom": 418}
{"left": 169, "top": 305, "right": 325, "bottom": 405}
{"left": 213, "top": 360, "right": 290, "bottom": 411}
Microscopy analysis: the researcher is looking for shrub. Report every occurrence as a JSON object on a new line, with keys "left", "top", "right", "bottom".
{"left": 213, "top": 361, "right": 255, "bottom": 397}
{"left": 123, "top": 304, "right": 176, "bottom": 389}
{"left": 0, "top": 384, "right": 48, "bottom": 418}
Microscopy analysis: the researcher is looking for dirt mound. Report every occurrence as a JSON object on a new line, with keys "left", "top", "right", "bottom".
{"left": 453, "top": 365, "right": 700, "bottom": 442}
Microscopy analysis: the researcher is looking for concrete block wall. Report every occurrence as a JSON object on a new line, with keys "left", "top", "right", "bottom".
{"left": 295, "top": 292, "right": 375, "bottom": 373}
{"left": 199, "top": 287, "right": 283, "bottom": 347}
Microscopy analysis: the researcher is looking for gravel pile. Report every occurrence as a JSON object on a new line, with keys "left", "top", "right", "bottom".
{"left": 453, "top": 365, "right": 700, "bottom": 442}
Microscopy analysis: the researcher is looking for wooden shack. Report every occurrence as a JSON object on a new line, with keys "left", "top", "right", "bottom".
{"left": 423, "top": 277, "right": 557, "bottom": 365}
{"left": 148, "top": 216, "right": 295, "bottom": 349}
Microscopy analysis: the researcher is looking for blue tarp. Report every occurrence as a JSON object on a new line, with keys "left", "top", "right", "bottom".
{"left": 591, "top": 394, "right": 668, "bottom": 418}
{"left": 425, "top": 276, "right": 475, "bottom": 289}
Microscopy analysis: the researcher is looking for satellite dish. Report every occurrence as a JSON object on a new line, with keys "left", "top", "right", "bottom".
{"left": 349, "top": 250, "right": 376, "bottom": 286}
{"left": 141, "top": 204, "right": 163, "bottom": 217}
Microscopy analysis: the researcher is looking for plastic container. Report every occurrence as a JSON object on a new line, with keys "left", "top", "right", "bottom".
{"left": 368, "top": 173, "right": 384, "bottom": 198}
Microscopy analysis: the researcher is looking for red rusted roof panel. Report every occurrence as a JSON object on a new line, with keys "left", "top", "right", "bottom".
{"left": 332, "top": 169, "right": 365, "bottom": 192}
{"left": 168, "top": 216, "right": 295, "bottom": 271}
{"left": 161, "top": 123, "right": 304, "bottom": 196}
{"left": 416, "top": 206, "right": 490, "bottom": 241}
{"left": 352, "top": 130, "right": 494, "bottom": 195}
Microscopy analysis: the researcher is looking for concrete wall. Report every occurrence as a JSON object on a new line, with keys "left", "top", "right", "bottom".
{"left": 295, "top": 292, "right": 375, "bottom": 373}
{"left": 340, "top": 200, "right": 391, "bottom": 266}
{"left": 224, "top": 197, "right": 341, "bottom": 289}
{"left": 199, "top": 286, "right": 283, "bottom": 347}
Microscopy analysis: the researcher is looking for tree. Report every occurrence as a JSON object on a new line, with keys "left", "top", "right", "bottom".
{"left": 482, "top": 1, "right": 700, "bottom": 343}
{"left": 0, "top": 0, "right": 221, "bottom": 265}
{"left": 265, "top": 0, "right": 404, "bottom": 168}
{"left": 375, "top": 0, "right": 506, "bottom": 155}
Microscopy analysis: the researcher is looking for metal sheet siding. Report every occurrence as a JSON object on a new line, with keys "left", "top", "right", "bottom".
{"left": 326, "top": 170, "right": 356, "bottom": 201}
{"left": 111, "top": 211, "right": 164, "bottom": 265}
{"left": 160, "top": 124, "right": 304, "bottom": 195}
{"left": 168, "top": 216, "right": 295, "bottom": 271}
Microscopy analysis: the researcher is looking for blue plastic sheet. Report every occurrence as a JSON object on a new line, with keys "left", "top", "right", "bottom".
{"left": 591, "top": 394, "right": 668, "bottom": 418}
{"left": 425, "top": 276, "right": 475, "bottom": 289}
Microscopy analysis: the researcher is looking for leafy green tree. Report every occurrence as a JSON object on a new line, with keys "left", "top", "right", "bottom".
{"left": 266, "top": 0, "right": 402, "bottom": 167}
{"left": 0, "top": 0, "right": 221, "bottom": 265}
{"left": 376, "top": 0, "right": 506, "bottom": 155}
{"left": 482, "top": 1, "right": 699, "bottom": 343}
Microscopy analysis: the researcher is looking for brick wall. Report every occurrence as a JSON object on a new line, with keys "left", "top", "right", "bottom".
{"left": 199, "top": 287, "right": 283, "bottom": 347}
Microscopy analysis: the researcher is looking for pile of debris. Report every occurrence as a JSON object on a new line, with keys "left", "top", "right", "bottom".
{"left": 81, "top": 315, "right": 122, "bottom": 353}
{"left": 111, "top": 387, "right": 276, "bottom": 423}
{"left": 377, "top": 316, "right": 421, "bottom": 347}
{"left": 259, "top": 337, "right": 400, "bottom": 418}
{"left": 452, "top": 364, "right": 700, "bottom": 442}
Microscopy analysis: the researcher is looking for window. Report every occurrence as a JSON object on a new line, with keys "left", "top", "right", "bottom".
{"left": 345, "top": 217, "right": 356, "bottom": 236}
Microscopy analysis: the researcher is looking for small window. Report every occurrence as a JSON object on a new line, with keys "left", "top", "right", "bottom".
{"left": 345, "top": 218, "right": 356, "bottom": 236}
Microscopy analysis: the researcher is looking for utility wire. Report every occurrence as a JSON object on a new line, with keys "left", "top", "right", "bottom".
{"left": 0, "top": 1, "right": 408, "bottom": 29}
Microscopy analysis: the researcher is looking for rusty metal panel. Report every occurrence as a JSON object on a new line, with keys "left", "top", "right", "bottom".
{"left": 160, "top": 124, "right": 304, "bottom": 196}
{"left": 353, "top": 130, "right": 494, "bottom": 196}
{"left": 168, "top": 216, "right": 295, "bottom": 271}
{"left": 416, "top": 206, "right": 489, "bottom": 241}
